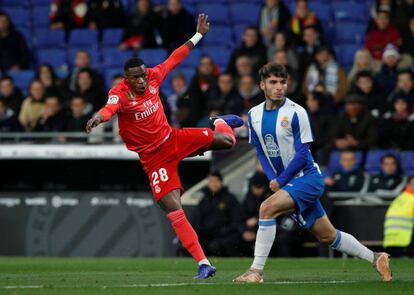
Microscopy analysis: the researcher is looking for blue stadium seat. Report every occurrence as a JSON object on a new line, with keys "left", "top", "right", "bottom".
{"left": 37, "top": 48, "right": 68, "bottom": 71}
{"left": 327, "top": 150, "right": 363, "bottom": 176}
{"left": 3, "top": 7, "right": 31, "bottom": 28}
{"left": 101, "top": 28, "right": 123, "bottom": 47}
{"left": 34, "top": 28, "right": 65, "bottom": 49}
{"left": 229, "top": 3, "right": 261, "bottom": 25}
{"left": 332, "top": 2, "right": 368, "bottom": 22}
{"left": 179, "top": 48, "right": 201, "bottom": 68}
{"left": 32, "top": 6, "right": 52, "bottom": 28}
{"left": 232, "top": 24, "right": 247, "bottom": 45}
{"left": 17, "top": 27, "right": 32, "bottom": 48}
{"left": 401, "top": 151, "right": 414, "bottom": 176}
{"left": 201, "top": 45, "right": 231, "bottom": 68}
{"left": 365, "top": 149, "right": 400, "bottom": 175}
{"left": 202, "top": 26, "right": 233, "bottom": 47}
{"left": 68, "top": 48, "right": 100, "bottom": 68}
{"left": 30, "top": 0, "right": 51, "bottom": 6}
{"left": 308, "top": 2, "right": 332, "bottom": 24}
{"left": 335, "top": 22, "right": 367, "bottom": 44}
{"left": 0, "top": 0, "right": 30, "bottom": 7}
{"left": 102, "top": 48, "right": 134, "bottom": 67}
{"left": 175, "top": 66, "right": 196, "bottom": 83}
{"left": 197, "top": 4, "right": 230, "bottom": 25}
{"left": 7, "top": 70, "right": 34, "bottom": 95}
{"left": 104, "top": 67, "right": 124, "bottom": 89}
{"left": 69, "top": 29, "right": 98, "bottom": 48}
{"left": 138, "top": 48, "right": 168, "bottom": 68}
{"left": 334, "top": 44, "right": 361, "bottom": 71}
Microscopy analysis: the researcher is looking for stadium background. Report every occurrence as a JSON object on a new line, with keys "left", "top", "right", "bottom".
{"left": 0, "top": 0, "right": 413, "bottom": 258}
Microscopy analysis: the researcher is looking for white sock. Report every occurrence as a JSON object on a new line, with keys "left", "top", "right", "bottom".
{"left": 198, "top": 258, "right": 211, "bottom": 266}
{"left": 330, "top": 230, "right": 374, "bottom": 263}
{"left": 251, "top": 219, "right": 277, "bottom": 270}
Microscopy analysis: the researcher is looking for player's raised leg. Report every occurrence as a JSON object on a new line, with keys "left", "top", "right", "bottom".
{"left": 233, "top": 190, "right": 295, "bottom": 283}
{"left": 158, "top": 189, "right": 216, "bottom": 279}
{"left": 310, "top": 215, "right": 392, "bottom": 282}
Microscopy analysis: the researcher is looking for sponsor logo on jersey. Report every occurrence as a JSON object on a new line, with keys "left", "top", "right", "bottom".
{"left": 265, "top": 134, "right": 280, "bottom": 158}
{"left": 280, "top": 116, "right": 289, "bottom": 128}
{"left": 134, "top": 101, "right": 160, "bottom": 121}
{"left": 149, "top": 85, "right": 156, "bottom": 94}
{"left": 107, "top": 95, "right": 119, "bottom": 104}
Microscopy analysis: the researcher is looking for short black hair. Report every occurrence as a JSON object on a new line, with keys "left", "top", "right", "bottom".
{"left": 124, "top": 57, "right": 144, "bottom": 72}
{"left": 355, "top": 70, "right": 374, "bottom": 80}
{"left": 397, "top": 69, "right": 413, "bottom": 79}
{"left": 381, "top": 154, "right": 398, "bottom": 164}
{"left": 209, "top": 170, "right": 223, "bottom": 181}
{"left": 259, "top": 63, "right": 288, "bottom": 81}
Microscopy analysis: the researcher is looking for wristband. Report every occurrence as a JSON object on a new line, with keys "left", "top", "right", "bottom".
{"left": 189, "top": 32, "right": 203, "bottom": 46}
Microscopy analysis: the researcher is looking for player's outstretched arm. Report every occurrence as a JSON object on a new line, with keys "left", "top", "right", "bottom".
{"left": 185, "top": 13, "right": 210, "bottom": 49}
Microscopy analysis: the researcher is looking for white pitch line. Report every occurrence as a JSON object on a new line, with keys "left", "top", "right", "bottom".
{"left": 0, "top": 281, "right": 357, "bottom": 289}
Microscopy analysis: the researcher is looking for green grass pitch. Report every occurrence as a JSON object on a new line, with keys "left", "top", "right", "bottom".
{"left": 0, "top": 257, "right": 413, "bottom": 294}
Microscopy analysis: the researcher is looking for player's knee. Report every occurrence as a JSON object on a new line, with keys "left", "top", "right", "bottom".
{"left": 259, "top": 199, "right": 278, "bottom": 219}
{"left": 317, "top": 230, "right": 337, "bottom": 244}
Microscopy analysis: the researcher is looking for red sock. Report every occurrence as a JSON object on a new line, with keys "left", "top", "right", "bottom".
{"left": 214, "top": 120, "right": 236, "bottom": 145}
{"left": 167, "top": 209, "right": 206, "bottom": 262}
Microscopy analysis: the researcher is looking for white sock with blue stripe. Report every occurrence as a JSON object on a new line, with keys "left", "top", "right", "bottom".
{"left": 330, "top": 230, "right": 374, "bottom": 263}
{"left": 251, "top": 219, "right": 277, "bottom": 270}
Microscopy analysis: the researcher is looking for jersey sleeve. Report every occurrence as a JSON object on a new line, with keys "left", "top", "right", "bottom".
{"left": 248, "top": 112, "right": 277, "bottom": 181}
{"left": 153, "top": 44, "right": 190, "bottom": 81}
{"left": 295, "top": 107, "right": 314, "bottom": 144}
{"left": 97, "top": 91, "right": 122, "bottom": 121}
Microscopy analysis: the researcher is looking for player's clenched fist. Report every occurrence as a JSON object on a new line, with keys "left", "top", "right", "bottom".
{"left": 197, "top": 13, "right": 209, "bottom": 36}
{"left": 86, "top": 114, "right": 103, "bottom": 133}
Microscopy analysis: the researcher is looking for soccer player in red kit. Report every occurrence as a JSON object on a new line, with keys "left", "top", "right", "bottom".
{"left": 86, "top": 14, "right": 243, "bottom": 279}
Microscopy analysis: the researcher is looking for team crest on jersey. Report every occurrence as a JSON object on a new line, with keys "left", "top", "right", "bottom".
{"left": 149, "top": 85, "right": 156, "bottom": 94}
{"left": 107, "top": 95, "right": 119, "bottom": 104}
{"left": 280, "top": 116, "right": 289, "bottom": 128}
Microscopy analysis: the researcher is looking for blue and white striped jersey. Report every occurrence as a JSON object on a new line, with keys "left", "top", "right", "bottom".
{"left": 248, "top": 98, "right": 321, "bottom": 185}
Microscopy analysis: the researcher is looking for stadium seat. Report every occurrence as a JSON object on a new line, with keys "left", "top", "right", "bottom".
{"left": 32, "top": 6, "right": 51, "bottom": 28}
{"left": 327, "top": 150, "right": 363, "bottom": 176}
{"left": 138, "top": 48, "right": 168, "bottom": 68}
{"left": 201, "top": 26, "right": 233, "bottom": 47}
{"left": 101, "top": 28, "right": 123, "bottom": 47}
{"left": 7, "top": 70, "right": 34, "bottom": 95}
{"left": 229, "top": 3, "right": 261, "bottom": 25}
{"left": 3, "top": 7, "right": 31, "bottom": 28}
{"left": 365, "top": 149, "right": 400, "bottom": 175}
{"left": 102, "top": 48, "right": 134, "bottom": 67}
{"left": 34, "top": 28, "right": 65, "bottom": 49}
{"left": 401, "top": 150, "right": 414, "bottom": 176}
{"left": 69, "top": 29, "right": 98, "bottom": 49}
{"left": 30, "top": 0, "right": 51, "bottom": 6}
{"left": 0, "top": 0, "right": 30, "bottom": 7}
{"left": 179, "top": 48, "right": 201, "bottom": 68}
{"left": 175, "top": 66, "right": 196, "bottom": 83}
{"left": 17, "top": 27, "right": 32, "bottom": 48}
{"left": 332, "top": 2, "right": 368, "bottom": 22}
{"left": 104, "top": 67, "right": 124, "bottom": 89}
{"left": 232, "top": 24, "right": 247, "bottom": 45}
{"left": 37, "top": 48, "right": 68, "bottom": 71}
{"left": 334, "top": 44, "right": 362, "bottom": 71}
{"left": 197, "top": 4, "right": 230, "bottom": 25}
{"left": 335, "top": 22, "right": 367, "bottom": 44}
{"left": 201, "top": 45, "right": 231, "bottom": 68}
{"left": 308, "top": 2, "right": 332, "bottom": 24}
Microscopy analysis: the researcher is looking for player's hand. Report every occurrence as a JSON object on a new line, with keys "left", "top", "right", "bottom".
{"left": 197, "top": 13, "right": 210, "bottom": 36}
{"left": 269, "top": 179, "right": 280, "bottom": 192}
{"left": 86, "top": 114, "right": 103, "bottom": 133}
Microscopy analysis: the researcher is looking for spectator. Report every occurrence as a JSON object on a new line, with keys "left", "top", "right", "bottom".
{"left": 365, "top": 9, "right": 401, "bottom": 62}
{"left": 303, "top": 46, "right": 348, "bottom": 105}
{"left": 0, "top": 12, "right": 31, "bottom": 74}
{"left": 161, "top": 0, "right": 195, "bottom": 52}
{"left": 347, "top": 49, "right": 377, "bottom": 86}
{"left": 74, "top": 68, "right": 106, "bottom": 111}
{"left": 325, "top": 150, "right": 365, "bottom": 192}
{"left": 187, "top": 55, "right": 219, "bottom": 126}
{"left": 49, "top": 0, "right": 89, "bottom": 31}
{"left": 18, "top": 80, "right": 46, "bottom": 131}
{"left": 64, "top": 49, "right": 105, "bottom": 97}
{"left": 259, "top": 0, "right": 291, "bottom": 45}
{"left": 383, "top": 176, "right": 414, "bottom": 257}
{"left": 289, "top": 0, "right": 322, "bottom": 46}
{"left": 192, "top": 171, "right": 243, "bottom": 257}
{"left": 396, "top": 0, "right": 414, "bottom": 31}
{"left": 0, "top": 100, "right": 22, "bottom": 132}
{"left": 227, "top": 26, "right": 267, "bottom": 76}
{"left": 120, "top": 0, "right": 162, "bottom": 50}
{"left": 370, "top": 0, "right": 398, "bottom": 24}
{"left": 332, "top": 94, "right": 378, "bottom": 151}
{"left": 241, "top": 171, "right": 269, "bottom": 256}
{"left": 33, "top": 95, "right": 67, "bottom": 132}
{"left": 238, "top": 75, "right": 262, "bottom": 114}
{"left": 400, "top": 16, "right": 414, "bottom": 59}
{"left": 380, "top": 92, "right": 414, "bottom": 150}
{"left": 166, "top": 71, "right": 187, "bottom": 127}
{"left": 267, "top": 31, "right": 298, "bottom": 72}
{"left": 352, "top": 71, "right": 387, "bottom": 118}
{"left": 234, "top": 55, "right": 256, "bottom": 83}
{"left": 216, "top": 73, "right": 243, "bottom": 115}
{"left": 387, "top": 70, "right": 414, "bottom": 107}
{"left": 66, "top": 95, "right": 91, "bottom": 132}
{"left": 35, "top": 64, "right": 62, "bottom": 97}
{"left": 88, "top": 0, "right": 124, "bottom": 30}
{"left": 368, "top": 154, "right": 405, "bottom": 193}
{"left": 0, "top": 76, "right": 24, "bottom": 114}
{"left": 271, "top": 49, "right": 299, "bottom": 93}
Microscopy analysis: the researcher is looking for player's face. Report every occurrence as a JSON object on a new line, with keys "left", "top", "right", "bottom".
{"left": 260, "top": 74, "right": 287, "bottom": 102}
{"left": 125, "top": 65, "right": 148, "bottom": 94}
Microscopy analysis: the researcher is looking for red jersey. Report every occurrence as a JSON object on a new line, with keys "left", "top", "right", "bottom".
{"left": 98, "top": 45, "right": 190, "bottom": 154}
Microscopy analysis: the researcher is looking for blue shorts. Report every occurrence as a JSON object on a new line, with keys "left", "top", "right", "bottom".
{"left": 282, "top": 173, "right": 326, "bottom": 229}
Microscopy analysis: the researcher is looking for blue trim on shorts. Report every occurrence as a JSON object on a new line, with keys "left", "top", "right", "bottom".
{"left": 258, "top": 219, "right": 277, "bottom": 226}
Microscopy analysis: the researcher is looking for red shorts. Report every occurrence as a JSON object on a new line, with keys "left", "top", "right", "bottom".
{"left": 139, "top": 128, "right": 214, "bottom": 201}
